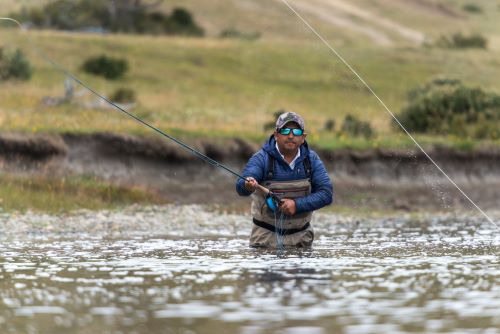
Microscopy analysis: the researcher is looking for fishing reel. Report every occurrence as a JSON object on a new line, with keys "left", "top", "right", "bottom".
{"left": 265, "top": 192, "right": 282, "bottom": 212}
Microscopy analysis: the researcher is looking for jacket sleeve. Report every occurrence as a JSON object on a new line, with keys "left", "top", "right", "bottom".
{"left": 236, "top": 150, "right": 267, "bottom": 196}
{"left": 294, "top": 151, "right": 333, "bottom": 213}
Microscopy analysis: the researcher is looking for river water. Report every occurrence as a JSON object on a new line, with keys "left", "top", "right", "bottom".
{"left": 0, "top": 206, "right": 499, "bottom": 334}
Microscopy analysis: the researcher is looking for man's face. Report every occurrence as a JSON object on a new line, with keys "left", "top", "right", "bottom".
{"left": 274, "top": 122, "right": 307, "bottom": 155}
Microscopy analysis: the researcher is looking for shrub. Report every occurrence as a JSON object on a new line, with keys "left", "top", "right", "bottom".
{"left": 398, "top": 79, "right": 500, "bottom": 139}
{"left": 264, "top": 110, "right": 284, "bottom": 131}
{"left": 220, "top": 28, "right": 261, "bottom": 41}
{"left": 12, "top": 1, "right": 204, "bottom": 36}
{"left": 82, "top": 55, "right": 128, "bottom": 80}
{"left": 341, "top": 114, "right": 374, "bottom": 139}
{"left": 462, "top": 4, "right": 482, "bottom": 13}
{"left": 324, "top": 119, "right": 336, "bottom": 132}
{"left": 111, "top": 88, "right": 136, "bottom": 103}
{"left": 0, "top": 48, "right": 32, "bottom": 81}
{"left": 437, "top": 32, "right": 488, "bottom": 49}
{"left": 163, "top": 8, "right": 204, "bottom": 36}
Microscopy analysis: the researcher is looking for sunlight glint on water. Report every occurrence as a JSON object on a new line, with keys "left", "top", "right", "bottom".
{"left": 0, "top": 206, "right": 499, "bottom": 333}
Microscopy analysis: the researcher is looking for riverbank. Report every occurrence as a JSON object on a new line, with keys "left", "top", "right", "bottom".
{"left": 1, "top": 132, "right": 499, "bottom": 213}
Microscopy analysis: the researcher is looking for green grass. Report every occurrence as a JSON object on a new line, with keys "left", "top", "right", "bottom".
{"left": 0, "top": 174, "right": 167, "bottom": 213}
{"left": 1, "top": 1, "right": 500, "bottom": 213}
{"left": 1, "top": 1, "right": 500, "bottom": 148}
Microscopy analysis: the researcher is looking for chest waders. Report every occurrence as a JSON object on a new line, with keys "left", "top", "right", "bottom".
{"left": 249, "top": 155, "right": 314, "bottom": 248}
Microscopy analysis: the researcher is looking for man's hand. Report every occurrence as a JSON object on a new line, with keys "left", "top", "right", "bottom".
{"left": 244, "top": 177, "right": 258, "bottom": 192}
{"left": 279, "top": 198, "right": 296, "bottom": 216}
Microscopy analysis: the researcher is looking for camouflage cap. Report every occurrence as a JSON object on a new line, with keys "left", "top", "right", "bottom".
{"left": 275, "top": 111, "right": 305, "bottom": 130}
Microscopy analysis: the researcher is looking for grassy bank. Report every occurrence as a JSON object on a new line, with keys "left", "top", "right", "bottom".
{"left": 2, "top": 0, "right": 500, "bottom": 149}
{"left": 0, "top": 174, "right": 166, "bottom": 213}
{"left": 0, "top": 29, "right": 499, "bottom": 148}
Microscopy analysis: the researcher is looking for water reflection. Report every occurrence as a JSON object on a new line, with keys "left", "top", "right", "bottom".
{"left": 0, "top": 207, "right": 499, "bottom": 333}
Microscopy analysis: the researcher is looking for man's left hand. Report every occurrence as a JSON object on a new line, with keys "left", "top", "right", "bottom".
{"left": 279, "top": 198, "right": 296, "bottom": 216}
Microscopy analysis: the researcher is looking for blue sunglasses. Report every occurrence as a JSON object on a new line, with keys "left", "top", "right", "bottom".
{"left": 278, "top": 128, "right": 304, "bottom": 136}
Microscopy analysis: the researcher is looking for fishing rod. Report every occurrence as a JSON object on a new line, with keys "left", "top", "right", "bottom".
{"left": 279, "top": 0, "right": 499, "bottom": 230}
{"left": 0, "top": 17, "right": 277, "bottom": 202}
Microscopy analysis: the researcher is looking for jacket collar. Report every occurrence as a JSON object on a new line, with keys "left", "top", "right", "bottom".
{"left": 263, "top": 134, "right": 309, "bottom": 163}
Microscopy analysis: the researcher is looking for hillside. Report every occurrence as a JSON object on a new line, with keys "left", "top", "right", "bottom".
{"left": 161, "top": 0, "right": 500, "bottom": 48}
{"left": 0, "top": 0, "right": 499, "bottom": 150}
{"left": 3, "top": 1, "right": 499, "bottom": 46}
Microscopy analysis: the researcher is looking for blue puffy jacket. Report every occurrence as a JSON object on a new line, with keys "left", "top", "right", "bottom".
{"left": 236, "top": 135, "right": 333, "bottom": 213}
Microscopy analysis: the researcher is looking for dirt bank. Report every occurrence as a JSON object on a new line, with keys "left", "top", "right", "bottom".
{"left": 1, "top": 132, "right": 499, "bottom": 211}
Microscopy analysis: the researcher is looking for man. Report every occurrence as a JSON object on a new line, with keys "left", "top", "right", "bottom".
{"left": 236, "top": 111, "right": 333, "bottom": 248}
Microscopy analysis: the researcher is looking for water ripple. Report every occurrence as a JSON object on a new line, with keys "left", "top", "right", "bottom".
{"left": 0, "top": 206, "right": 499, "bottom": 333}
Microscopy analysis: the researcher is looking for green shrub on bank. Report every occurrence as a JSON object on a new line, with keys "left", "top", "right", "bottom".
{"left": 220, "top": 28, "right": 261, "bottom": 41}
{"left": 263, "top": 110, "right": 285, "bottom": 131}
{"left": 341, "top": 115, "right": 374, "bottom": 139}
{"left": 436, "top": 32, "right": 488, "bottom": 49}
{"left": 462, "top": 4, "right": 482, "bottom": 13}
{"left": 82, "top": 55, "right": 128, "bottom": 80}
{"left": 111, "top": 88, "right": 136, "bottom": 104}
{"left": 0, "top": 47, "right": 32, "bottom": 81}
{"left": 164, "top": 8, "right": 204, "bottom": 36}
{"left": 11, "top": 1, "right": 204, "bottom": 36}
{"left": 399, "top": 79, "right": 500, "bottom": 139}
{"left": 323, "top": 119, "right": 336, "bottom": 132}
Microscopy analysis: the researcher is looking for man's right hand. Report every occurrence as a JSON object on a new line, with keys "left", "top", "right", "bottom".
{"left": 244, "top": 177, "right": 258, "bottom": 192}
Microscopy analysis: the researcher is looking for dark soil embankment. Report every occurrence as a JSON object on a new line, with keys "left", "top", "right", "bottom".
{"left": 1, "top": 132, "right": 499, "bottom": 211}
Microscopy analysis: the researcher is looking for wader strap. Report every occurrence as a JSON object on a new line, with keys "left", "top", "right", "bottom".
{"left": 267, "top": 155, "right": 275, "bottom": 180}
{"left": 303, "top": 155, "right": 312, "bottom": 181}
{"left": 253, "top": 218, "right": 310, "bottom": 235}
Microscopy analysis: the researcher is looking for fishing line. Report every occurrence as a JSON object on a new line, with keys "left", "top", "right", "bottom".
{"left": 279, "top": 0, "right": 499, "bottom": 230}
{"left": 0, "top": 17, "right": 248, "bottom": 182}
{"left": 274, "top": 210, "right": 285, "bottom": 249}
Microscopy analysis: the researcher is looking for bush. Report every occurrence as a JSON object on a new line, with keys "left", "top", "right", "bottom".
{"left": 264, "top": 110, "right": 284, "bottom": 131}
{"left": 12, "top": 1, "right": 204, "bottom": 36}
{"left": 341, "top": 114, "right": 374, "bottom": 139}
{"left": 220, "top": 28, "right": 261, "bottom": 41}
{"left": 82, "top": 55, "right": 128, "bottom": 80}
{"left": 163, "top": 8, "right": 205, "bottom": 36}
{"left": 398, "top": 78, "right": 500, "bottom": 139}
{"left": 462, "top": 4, "right": 482, "bottom": 13}
{"left": 111, "top": 88, "right": 136, "bottom": 103}
{"left": 324, "top": 119, "right": 336, "bottom": 132}
{"left": 0, "top": 48, "right": 32, "bottom": 81}
{"left": 437, "top": 32, "right": 488, "bottom": 49}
